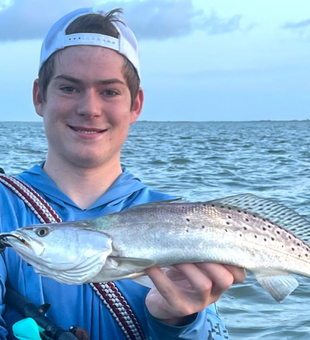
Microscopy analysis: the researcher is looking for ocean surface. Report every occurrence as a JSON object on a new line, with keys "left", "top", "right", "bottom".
{"left": 1, "top": 120, "right": 310, "bottom": 339}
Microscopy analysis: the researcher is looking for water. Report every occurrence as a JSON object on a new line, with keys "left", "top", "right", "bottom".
{"left": 1, "top": 120, "right": 310, "bottom": 339}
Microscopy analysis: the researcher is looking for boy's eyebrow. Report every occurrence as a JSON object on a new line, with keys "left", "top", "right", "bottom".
{"left": 53, "top": 74, "right": 126, "bottom": 86}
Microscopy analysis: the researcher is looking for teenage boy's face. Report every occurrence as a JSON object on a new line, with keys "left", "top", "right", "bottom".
{"left": 33, "top": 46, "right": 143, "bottom": 170}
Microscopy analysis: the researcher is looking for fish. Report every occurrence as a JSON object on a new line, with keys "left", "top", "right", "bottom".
{"left": 1, "top": 193, "right": 310, "bottom": 302}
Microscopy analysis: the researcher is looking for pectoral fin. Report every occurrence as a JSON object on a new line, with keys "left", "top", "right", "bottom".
{"left": 253, "top": 269, "right": 299, "bottom": 302}
{"left": 90, "top": 256, "right": 156, "bottom": 282}
{"left": 133, "top": 275, "right": 156, "bottom": 288}
{"left": 132, "top": 267, "right": 172, "bottom": 289}
{"left": 109, "top": 256, "right": 156, "bottom": 271}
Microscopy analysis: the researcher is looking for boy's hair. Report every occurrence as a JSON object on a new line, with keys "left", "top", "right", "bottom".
{"left": 38, "top": 9, "right": 140, "bottom": 108}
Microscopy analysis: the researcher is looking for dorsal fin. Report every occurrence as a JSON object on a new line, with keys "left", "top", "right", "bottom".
{"left": 210, "top": 194, "right": 310, "bottom": 243}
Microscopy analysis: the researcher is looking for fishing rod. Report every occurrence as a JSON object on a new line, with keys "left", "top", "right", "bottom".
{"left": 5, "top": 286, "right": 89, "bottom": 340}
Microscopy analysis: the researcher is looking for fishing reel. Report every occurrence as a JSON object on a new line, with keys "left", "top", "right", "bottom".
{"left": 6, "top": 287, "right": 89, "bottom": 340}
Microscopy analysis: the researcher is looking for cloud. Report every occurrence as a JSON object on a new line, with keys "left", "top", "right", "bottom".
{"left": 0, "top": 0, "right": 94, "bottom": 40}
{"left": 196, "top": 10, "right": 242, "bottom": 36}
{"left": 282, "top": 18, "right": 310, "bottom": 30}
{"left": 0, "top": 0, "right": 245, "bottom": 41}
{"left": 121, "top": 1, "right": 244, "bottom": 39}
{"left": 0, "top": 0, "right": 13, "bottom": 11}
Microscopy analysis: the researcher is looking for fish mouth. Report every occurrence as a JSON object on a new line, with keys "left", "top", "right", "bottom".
{"left": 0, "top": 232, "right": 45, "bottom": 256}
{"left": 0, "top": 233, "right": 30, "bottom": 249}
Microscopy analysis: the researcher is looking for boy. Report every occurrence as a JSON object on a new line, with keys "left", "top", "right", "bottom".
{"left": 0, "top": 7, "right": 245, "bottom": 339}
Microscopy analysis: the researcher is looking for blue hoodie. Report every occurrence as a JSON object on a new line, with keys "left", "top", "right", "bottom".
{"left": 0, "top": 164, "right": 229, "bottom": 340}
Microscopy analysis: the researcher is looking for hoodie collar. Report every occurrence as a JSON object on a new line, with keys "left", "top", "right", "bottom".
{"left": 17, "top": 163, "right": 146, "bottom": 210}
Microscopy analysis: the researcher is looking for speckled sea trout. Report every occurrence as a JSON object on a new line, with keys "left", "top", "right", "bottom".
{"left": 2, "top": 194, "right": 310, "bottom": 302}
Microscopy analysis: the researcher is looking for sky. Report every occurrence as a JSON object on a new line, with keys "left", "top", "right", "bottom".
{"left": 0, "top": 0, "right": 310, "bottom": 122}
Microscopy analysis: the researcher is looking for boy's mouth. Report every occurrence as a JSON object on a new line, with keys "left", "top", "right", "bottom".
{"left": 69, "top": 125, "right": 106, "bottom": 134}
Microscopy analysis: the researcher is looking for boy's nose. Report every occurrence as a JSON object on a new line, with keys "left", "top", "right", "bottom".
{"left": 77, "top": 90, "right": 102, "bottom": 118}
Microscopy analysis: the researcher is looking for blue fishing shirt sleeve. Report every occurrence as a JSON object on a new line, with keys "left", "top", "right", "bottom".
{"left": 0, "top": 164, "right": 230, "bottom": 340}
{"left": 146, "top": 305, "right": 229, "bottom": 339}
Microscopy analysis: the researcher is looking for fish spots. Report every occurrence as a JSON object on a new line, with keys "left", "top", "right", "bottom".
{"left": 282, "top": 233, "right": 310, "bottom": 259}
{"left": 252, "top": 230, "right": 276, "bottom": 243}
{"left": 186, "top": 218, "right": 190, "bottom": 222}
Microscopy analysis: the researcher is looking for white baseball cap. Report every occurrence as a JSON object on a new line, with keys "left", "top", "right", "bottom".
{"left": 39, "top": 7, "right": 140, "bottom": 78}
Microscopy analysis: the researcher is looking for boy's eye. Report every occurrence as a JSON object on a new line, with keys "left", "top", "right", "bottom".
{"left": 103, "top": 89, "right": 119, "bottom": 96}
{"left": 60, "top": 86, "right": 76, "bottom": 93}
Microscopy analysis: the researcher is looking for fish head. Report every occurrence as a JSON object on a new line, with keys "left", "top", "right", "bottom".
{"left": 4, "top": 223, "right": 113, "bottom": 284}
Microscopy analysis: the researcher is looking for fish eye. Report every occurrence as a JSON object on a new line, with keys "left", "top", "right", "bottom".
{"left": 35, "top": 227, "right": 50, "bottom": 237}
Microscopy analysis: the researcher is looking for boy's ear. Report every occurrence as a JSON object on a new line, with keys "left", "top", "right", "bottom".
{"left": 130, "top": 87, "right": 144, "bottom": 124}
{"left": 33, "top": 79, "right": 44, "bottom": 117}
